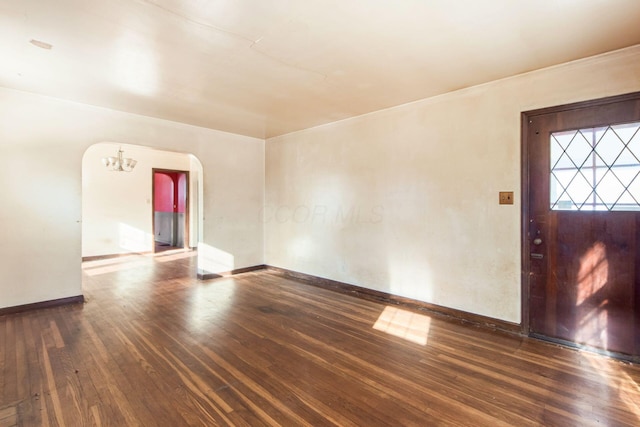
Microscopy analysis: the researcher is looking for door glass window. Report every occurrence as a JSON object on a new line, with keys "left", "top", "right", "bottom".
{"left": 550, "top": 122, "right": 640, "bottom": 211}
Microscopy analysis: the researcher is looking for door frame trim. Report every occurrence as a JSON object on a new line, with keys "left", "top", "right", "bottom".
{"left": 152, "top": 168, "right": 190, "bottom": 253}
{"left": 520, "top": 91, "right": 640, "bottom": 335}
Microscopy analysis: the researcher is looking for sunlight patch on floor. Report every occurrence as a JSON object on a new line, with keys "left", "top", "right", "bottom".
{"left": 82, "top": 259, "right": 148, "bottom": 276}
{"left": 82, "top": 255, "right": 143, "bottom": 268}
{"left": 583, "top": 352, "right": 640, "bottom": 423}
{"left": 154, "top": 250, "right": 197, "bottom": 262}
{"left": 373, "top": 306, "right": 431, "bottom": 346}
{"left": 82, "top": 249, "right": 196, "bottom": 275}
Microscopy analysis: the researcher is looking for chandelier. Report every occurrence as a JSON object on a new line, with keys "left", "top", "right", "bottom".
{"left": 102, "top": 147, "right": 137, "bottom": 172}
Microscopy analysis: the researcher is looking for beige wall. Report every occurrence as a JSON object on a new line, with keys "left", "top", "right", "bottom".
{"left": 0, "top": 88, "right": 264, "bottom": 309}
{"left": 265, "top": 46, "right": 640, "bottom": 323}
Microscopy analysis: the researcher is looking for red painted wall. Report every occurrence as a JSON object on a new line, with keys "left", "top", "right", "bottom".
{"left": 154, "top": 173, "right": 174, "bottom": 212}
{"left": 154, "top": 172, "right": 186, "bottom": 213}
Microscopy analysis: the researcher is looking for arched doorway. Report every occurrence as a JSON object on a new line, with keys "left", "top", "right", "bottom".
{"left": 81, "top": 142, "right": 203, "bottom": 259}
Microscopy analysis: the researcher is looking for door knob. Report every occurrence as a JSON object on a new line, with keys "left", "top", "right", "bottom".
{"left": 533, "top": 238, "right": 543, "bottom": 245}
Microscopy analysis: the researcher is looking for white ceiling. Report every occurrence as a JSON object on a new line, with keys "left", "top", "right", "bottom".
{"left": 1, "top": 0, "right": 640, "bottom": 139}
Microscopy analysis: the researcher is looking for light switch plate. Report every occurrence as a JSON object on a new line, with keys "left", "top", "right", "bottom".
{"left": 499, "top": 191, "right": 514, "bottom": 205}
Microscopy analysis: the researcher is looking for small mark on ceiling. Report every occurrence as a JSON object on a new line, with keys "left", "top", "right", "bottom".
{"left": 29, "top": 39, "right": 53, "bottom": 50}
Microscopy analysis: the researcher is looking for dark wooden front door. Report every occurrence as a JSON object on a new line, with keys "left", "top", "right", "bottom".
{"left": 523, "top": 92, "right": 640, "bottom": 359}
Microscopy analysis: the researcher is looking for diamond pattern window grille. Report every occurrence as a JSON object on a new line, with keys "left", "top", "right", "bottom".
{"left": 550, "top": 122, "right": 640, "bottom": 211}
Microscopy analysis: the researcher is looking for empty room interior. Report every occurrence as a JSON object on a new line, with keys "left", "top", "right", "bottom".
{"left": 2, "top": 1, "right": 640, "bottom": 425}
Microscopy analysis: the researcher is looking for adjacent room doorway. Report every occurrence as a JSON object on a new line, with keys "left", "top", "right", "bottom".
{"left": 153, "top": 169, "right": 189, "bottom": 253}
{"left": 522, "top": 92, "right": 640, "bottom": 360}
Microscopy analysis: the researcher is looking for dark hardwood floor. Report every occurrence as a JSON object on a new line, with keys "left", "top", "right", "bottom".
{"left": 2, "top": 251, "right": 640, "bottom": 426}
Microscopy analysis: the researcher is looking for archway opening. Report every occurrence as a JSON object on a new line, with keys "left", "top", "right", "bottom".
{"left": 81, "top": 143, "right": 203, "bottom": 261}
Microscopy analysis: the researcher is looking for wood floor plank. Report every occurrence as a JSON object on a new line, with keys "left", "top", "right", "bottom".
{"left": 1, "top": 252, "right": 640, "bottom": 426}
{"left": 0, "top": 405, "right": 17, "bottom": 427}
{"left": 1, "top": 317, "right": 17, "bottom": 407}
